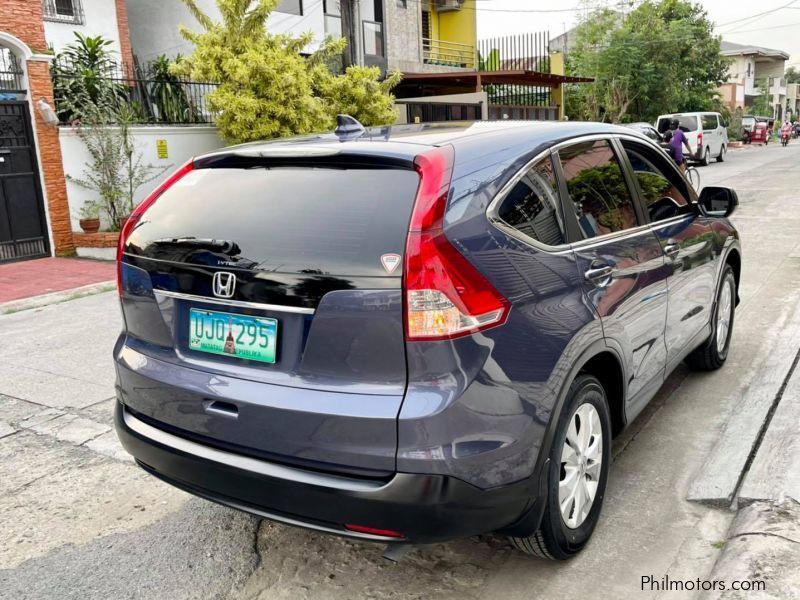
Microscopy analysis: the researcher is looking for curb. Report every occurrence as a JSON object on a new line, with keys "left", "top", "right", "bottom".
{"left": 699, "top": 498, "right": 800, "bottom": 599}
{"left": 0, "top": 281, "right": 116, "bottom": 315}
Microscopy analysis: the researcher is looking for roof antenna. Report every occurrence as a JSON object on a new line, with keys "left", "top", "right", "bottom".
{"left": 335, "top": 114, "right": 366, "bottom": 140}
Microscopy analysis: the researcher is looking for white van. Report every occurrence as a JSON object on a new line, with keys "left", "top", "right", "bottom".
{"left": 655, "top": 112, "right": 729, "bottom": 165}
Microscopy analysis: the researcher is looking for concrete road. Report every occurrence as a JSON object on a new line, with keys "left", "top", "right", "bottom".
{"left": 1, "top": 143, "right": 799, "bottom": 599}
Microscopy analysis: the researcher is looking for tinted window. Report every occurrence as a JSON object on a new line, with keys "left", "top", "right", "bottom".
{"left": 560, "top": 140, "right": 639, "bottom": 239}
{"left": 497, "top": 156, "right": 564, "bottom": 246}
{"left": 622, "top": 141, "right": 692, "bottom": 222}
{"left": 276, "top": 0, "right": 302, "bottom": 14}
{"left": 126, "top": 166, "right": 420, "bottom": 277}
{"left": 657, "top": 115, "right": 699, "bottom": 133}
{"left": 702, "top": 114, "right": 718, "bottom": 129}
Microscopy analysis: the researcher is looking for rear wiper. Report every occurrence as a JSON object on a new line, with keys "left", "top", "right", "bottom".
{"left": 156, "top": 237, "right": 234, "bottom": 250}
{"left": 154, "top": 237, "right": 242, "bottom": 256}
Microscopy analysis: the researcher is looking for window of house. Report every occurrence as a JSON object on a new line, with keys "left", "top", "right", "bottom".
{"left": 42, "top": 0, "right": 84, "bottom": 24}
{"left": 621, "top": 141, "right": 692, "bottom": 222}
{"left": 496, "top": 156, "right": 565, "bottom": 247}
{"left": 559, "top": 140, "right": 639, "bottom": 239}
{"left": 276, "top": 0, "right": 303, "bottom": 15}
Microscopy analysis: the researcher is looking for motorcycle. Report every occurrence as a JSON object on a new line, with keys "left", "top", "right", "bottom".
{"left": 781, "top": 130, "right": 791, "bottom": 147}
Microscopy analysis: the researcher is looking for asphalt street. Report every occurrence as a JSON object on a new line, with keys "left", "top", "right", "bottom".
{"left": 1, "top": 142, "right": 799, "bottom": 599}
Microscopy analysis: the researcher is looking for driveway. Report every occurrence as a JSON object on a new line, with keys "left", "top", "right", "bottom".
{"left": 1, "top": 143, "right": 798, "bottom": 599}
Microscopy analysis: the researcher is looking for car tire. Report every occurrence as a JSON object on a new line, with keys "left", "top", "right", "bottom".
{"left": 685, "top": 265, "right": 736, "bottom": 371}
{"left": 716, "top": 145, "right": 726, "bottom": 162}
{"left": 701, "top": 147, "right": 711, "bottom": 166}
{"left": 510, "top": 374, "right": 611, "bottom": 560}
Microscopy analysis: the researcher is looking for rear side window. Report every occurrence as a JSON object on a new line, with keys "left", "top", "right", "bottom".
{"left": 559, "top": 140, "right": 639, "bottom": 239}
{"left": 126, "top": 166, "right": 421, "bottom": 277}
{"left": 702, "top": 114, "right": 718, "bottom": 129}
{"left": 621, "top": 141, "right": 692, "bottom": 222}
{"left": 496, "top": 156, "right": 565, "bottom": 246}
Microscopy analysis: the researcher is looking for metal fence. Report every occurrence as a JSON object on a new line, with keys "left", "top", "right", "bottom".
{"left": 0, "top": 48, "right": 25, "bottom": 96}
{"left": 477, "top": 33, "right": 553, "bottom": 110}
{"left": 51, "top": 57, "right": 219, "bottom": 125}
{"left": 399, "top": 101, "right": 482, "bottom": 123}
{"left": 42, "top": 0, "right": 86, "bottom": 25}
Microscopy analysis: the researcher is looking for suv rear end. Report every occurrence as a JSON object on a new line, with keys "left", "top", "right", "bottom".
{"left": 114, "top": 135, "right": 536, "bottom": 543}
{"left": 656, "top": 113, "right": 702, "bottom": 159}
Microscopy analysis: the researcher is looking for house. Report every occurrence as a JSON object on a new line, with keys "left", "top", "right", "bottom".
{"left": 718, "top": 40, "right": 789, "bottom": 119}
{"left": 126, "top": 0, "right": 477, "bottom": 75}
{"left": 0, "top": 0, "right": 134, "bottom": 263}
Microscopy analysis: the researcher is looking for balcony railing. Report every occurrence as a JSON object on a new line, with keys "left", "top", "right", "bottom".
{"left": 423, "top": 38, "right": 475, "bottom": 69}
{"left": 42, "top": 0, "right": 85, "bottom": 24}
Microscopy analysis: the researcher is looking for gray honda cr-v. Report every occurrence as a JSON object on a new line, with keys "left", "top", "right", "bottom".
{"left": 115, "top": 120, "right": 741, "bottom": 559}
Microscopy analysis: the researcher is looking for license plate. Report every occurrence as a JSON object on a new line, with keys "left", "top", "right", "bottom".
{"left": 189, "top": 308, "right": 277, "bottom": 364}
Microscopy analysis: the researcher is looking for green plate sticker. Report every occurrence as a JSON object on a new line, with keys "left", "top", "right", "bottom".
{"left": 189, "top": 308, "right": 277, "bottom": 364}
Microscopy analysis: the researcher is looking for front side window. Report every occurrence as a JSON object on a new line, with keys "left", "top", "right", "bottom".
{"left": 622, "top": 141, "right": 692, "bottom": 222}
{"left": 702, "top": 114, "right": 718, "bottom": 130}
{"left": 496, "top": 156, "right": 565, "bottom": 246}
{"left": 559, "top": 140, "right": 638, "bottom": 239}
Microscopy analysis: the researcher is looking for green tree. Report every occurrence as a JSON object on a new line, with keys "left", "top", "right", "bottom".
{"left": 566, "top": 0, "right": 730, "bottom": 123}
{"left": 785, "top": 66, "right": 800, "bottom": 84}
{"left": 172, "top": 0, "right": 400, "bottom": 143}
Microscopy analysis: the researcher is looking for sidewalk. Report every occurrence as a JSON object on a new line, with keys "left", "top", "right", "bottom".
{"left": 0, "top": 257, "right": 115, "bottom": 309}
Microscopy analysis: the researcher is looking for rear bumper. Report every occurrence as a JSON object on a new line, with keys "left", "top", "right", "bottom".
{"left": 115, "top": 402, "right": 539, "bottom": 544}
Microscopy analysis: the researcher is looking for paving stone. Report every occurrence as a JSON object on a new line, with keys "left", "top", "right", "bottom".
{"left": 0, "top": 421, "right": 15, "bottom": 439}
{"left": 54, "top": 417, "right": 110, "bottom": 446}
{"left": 17, "top": 407, "right": 66, "bottom": 430}
{"left": 84, "top": 430, "right": 131, "bottom": 463}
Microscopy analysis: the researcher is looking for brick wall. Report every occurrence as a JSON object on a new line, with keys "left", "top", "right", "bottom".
{"left": 0, "top": 1, "right": 46, "bottom": 51}
{"left": 26, "top": 60, "right": 75, "bottom": 256}
{"left": 114, "top": 0, "right": 135, "bottom": 76}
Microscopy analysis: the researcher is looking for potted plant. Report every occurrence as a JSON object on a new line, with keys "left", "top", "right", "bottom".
{"left": 77, "top": 201, "right": 101, "bottom": 233}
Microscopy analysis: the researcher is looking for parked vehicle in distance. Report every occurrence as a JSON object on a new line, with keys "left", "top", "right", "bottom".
{"left": 623, "top": 122, "right": 663, "bottom": 142}
{"left": 115, "top": 120, "right": 742, "bottom": 560}
{"left": 750, "top": 122, "right": 770, "bottom": 144}
{"left": 656, "top": 112, "right": 729, "bottom": 165}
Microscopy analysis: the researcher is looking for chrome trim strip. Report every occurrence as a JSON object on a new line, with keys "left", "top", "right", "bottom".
{"left": 123, "top": 408, "right": 385, "bottom": 492}
{"left": 153, "top": 289, "right": 315, "bottom": 315}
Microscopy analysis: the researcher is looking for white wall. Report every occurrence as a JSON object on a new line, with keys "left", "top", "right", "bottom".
{"left": 61, "top": 125, "right": 225, "bottom": 230}
{"left": 126, "top": 0, "right": 325, "bottom": 63}
{"left": 44, "top": 0, "right": 123, "bottom": 55}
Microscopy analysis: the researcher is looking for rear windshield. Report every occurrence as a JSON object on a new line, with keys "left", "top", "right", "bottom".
{"left": 657, "top": 115, "right": 699, "bottom": 133}
{"left": 125, "top": 166, "right": 420, "bottom": 277}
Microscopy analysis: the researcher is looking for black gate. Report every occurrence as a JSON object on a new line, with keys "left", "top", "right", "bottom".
{"left": 0, "top": 101, "right": 49, "bottom": 263}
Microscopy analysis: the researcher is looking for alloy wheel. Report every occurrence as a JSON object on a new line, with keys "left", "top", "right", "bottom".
{"left": 559, "top": 403, "right": 603, "bottom": 529}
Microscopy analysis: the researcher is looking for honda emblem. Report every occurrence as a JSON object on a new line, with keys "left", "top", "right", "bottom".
{"left": 212, "top": 271, "right": 236, "bottom": 298}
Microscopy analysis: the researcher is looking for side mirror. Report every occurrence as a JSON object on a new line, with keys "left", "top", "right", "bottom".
{"left": 699, "top": 186, "right": 738, "bottom": 217}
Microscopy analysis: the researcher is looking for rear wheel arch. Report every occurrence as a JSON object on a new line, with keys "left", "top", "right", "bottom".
{"left": 578, "top": 351, "right": 625, "bottom": 438}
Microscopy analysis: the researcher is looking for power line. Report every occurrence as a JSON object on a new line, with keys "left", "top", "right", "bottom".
{"left": 715, "top": 1, "right": 798, "bottom": 29}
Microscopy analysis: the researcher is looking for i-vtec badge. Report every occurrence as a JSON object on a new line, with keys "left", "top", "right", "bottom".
{"left": 380, "top": 253, "right": 401, "bottom": 274}
{"left": 212, "top": 271, "right": 236, "bottom": 298}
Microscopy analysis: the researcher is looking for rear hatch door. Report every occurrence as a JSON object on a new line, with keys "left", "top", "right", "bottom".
{"left": 117, "top": 150, "right": 420, "bottom": 476}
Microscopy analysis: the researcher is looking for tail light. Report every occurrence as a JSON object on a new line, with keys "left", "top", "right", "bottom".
{"left": 117, "top": 159, "right": 195, "bottom": 294}
{"left": 403, "top": 146, "right": 510, "bottom": 341}
{"left": 697, "top": 132, "right": 703, "bottom": 153}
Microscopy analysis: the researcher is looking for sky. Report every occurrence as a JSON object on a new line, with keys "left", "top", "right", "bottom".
{"left": 476, "top": 0, "right": 800, "bottom": 67}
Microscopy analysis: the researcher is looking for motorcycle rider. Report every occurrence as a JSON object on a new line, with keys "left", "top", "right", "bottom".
{"left": 781, "top": 120, "right": 792, "bottom": 145}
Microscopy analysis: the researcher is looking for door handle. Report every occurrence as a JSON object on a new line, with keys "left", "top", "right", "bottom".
{"left": 663, "top": 243, "right": 680, "bottom": 259}
{"left": 584, "top": 265, "right": 614, "bottom": 284}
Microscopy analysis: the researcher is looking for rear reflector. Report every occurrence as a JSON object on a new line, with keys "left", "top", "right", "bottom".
{"left": 344, "top": 523, "right": 405, "bottom": 538}
{"left": 403, "top": 146, "right": 510, "bottom": 341}
{"left": 116, "top": 159, "right": 195, "bottom": 294}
